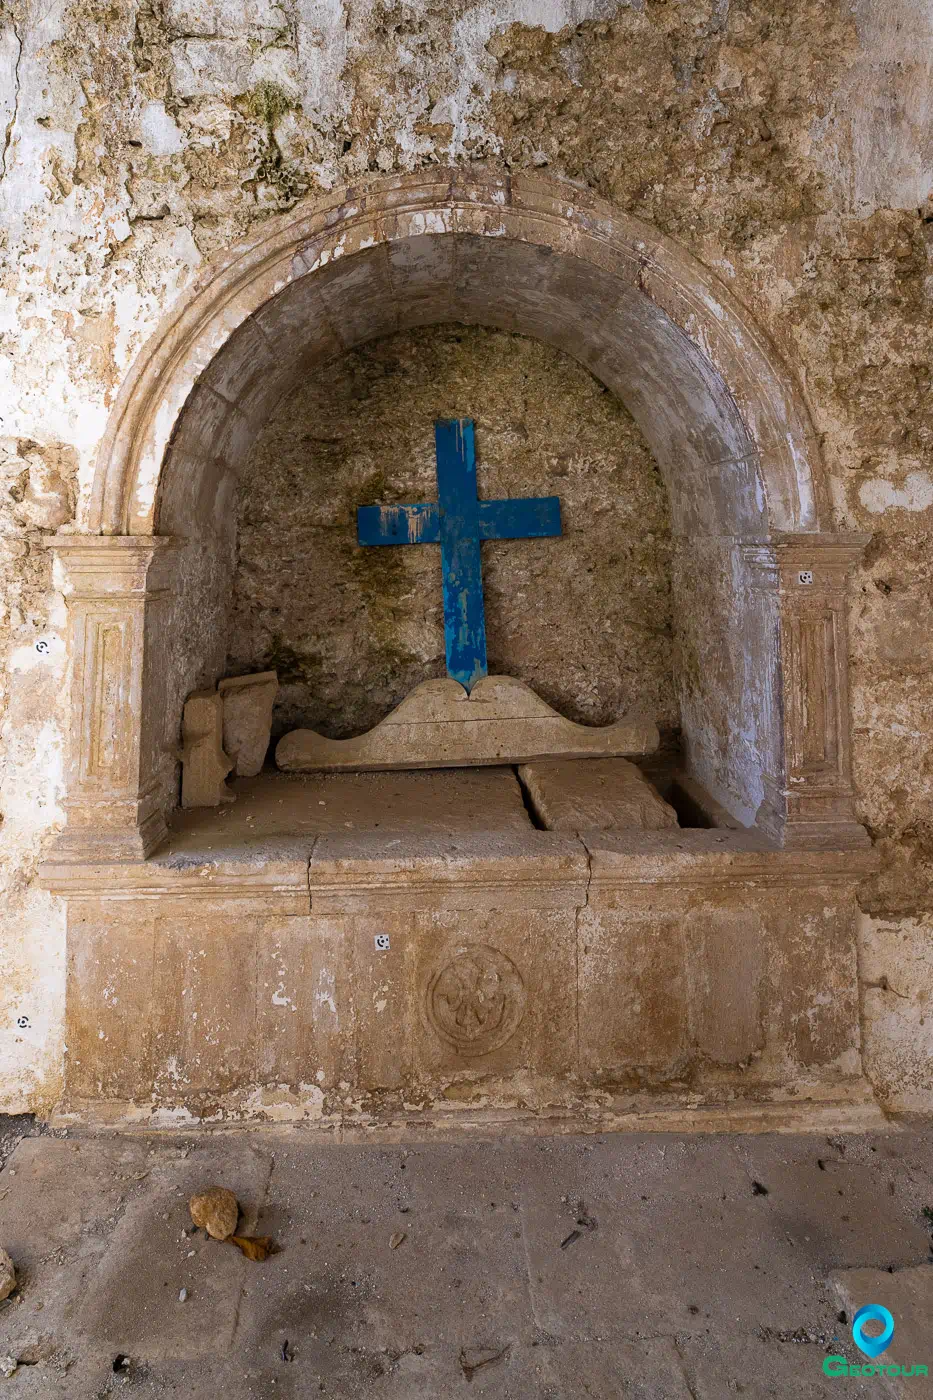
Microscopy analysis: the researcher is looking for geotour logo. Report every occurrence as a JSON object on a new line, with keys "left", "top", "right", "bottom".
{"left": 822, "top": 1303, "right": 929, "bottom": 1380}
{"left": 853, "top": 1305, "right": 895, "bottom": 1359}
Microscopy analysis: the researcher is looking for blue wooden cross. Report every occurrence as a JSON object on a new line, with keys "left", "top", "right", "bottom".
{"left": 357, "top": 419, "right": 562, "bottom": 691}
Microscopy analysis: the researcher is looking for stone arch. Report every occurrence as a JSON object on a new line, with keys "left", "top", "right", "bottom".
{"left": 50, "top": 168, "right": 867, "bottom": 862}
{"left": 90, "top": 168, "right": 825, "bottom": 538}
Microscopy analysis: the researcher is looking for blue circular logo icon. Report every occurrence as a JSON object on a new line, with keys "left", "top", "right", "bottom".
{"left": 852, "top": 1305, "right": 895, "bottom": 1359}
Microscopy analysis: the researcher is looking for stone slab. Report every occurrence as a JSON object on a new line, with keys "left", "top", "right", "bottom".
{"left": 77, "top": 1138, "right": 272, "bottom": 1360}
{"left": 249, "top": 1140, "right": 536, "bottom": 1356}
{"left": 0, "top": 1135, "right": 153, "bottom": 1284}
{"left": 581, "top": 827, "right": 880, "bottom": 897}
{"left": 167, "top": 766, "right": 533, "bottom": 850}
{"left": 42, "top": 770, "right": 534, "bottom": 903}
{"left": 831, "top": 1266, "right": 933, "bottom": 1394}
{"left": 519, "top": 756, "right": 679, "bottom": 831}
{"left": 218, "top": 670, "right": 278, "bottom": 777}
{"left": 578, "top": 880, "right": 863, "bottom": 1087}
{"left": 734, "top": 1134, "right": 933, "bottom": 1269}
{"left": 308, "top": 829, "right": 589, "bottom": 912}
{"left": 577, "top": 905, "right": 691, "bottom": 1075}
{"left": 540, "top": 1340, "right": 695, "bottom": 1398}
{"left": 276, "top": 674, "right": 658, "bottom": 771}
{"left": 683, "top": 1334, "right": 879, "bottom": 1398}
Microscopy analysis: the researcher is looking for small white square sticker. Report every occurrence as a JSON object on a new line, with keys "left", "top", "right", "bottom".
{"left": 374, "top": 934, "right": 390, "bottom": 951}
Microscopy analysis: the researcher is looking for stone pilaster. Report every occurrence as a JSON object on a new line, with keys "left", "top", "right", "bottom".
{"left": 45, "top": 536, "right": 179, "bottom": 861}
{"left": 741, "top": 533, "right": 871, "bottom": 850}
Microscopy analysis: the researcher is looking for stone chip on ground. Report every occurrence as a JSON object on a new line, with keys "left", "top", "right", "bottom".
{"left": 0, "top": 1246, "right": 15, "bottom": 1301}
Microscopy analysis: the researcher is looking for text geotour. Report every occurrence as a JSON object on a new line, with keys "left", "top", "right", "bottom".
{"left": 822, "top": 1357, "right": 928, "bottom": 1379}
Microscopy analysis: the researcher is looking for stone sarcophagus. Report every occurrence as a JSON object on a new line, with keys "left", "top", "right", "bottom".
{"left": 42, "top": 768, "right": 879, "bottom": 1131}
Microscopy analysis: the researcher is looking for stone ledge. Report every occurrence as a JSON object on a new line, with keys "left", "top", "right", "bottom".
{"left": 583, "top": 828, "right": 880, "bottom": 890}
{"left": 53, "top": 1076, "right": 888, "bottom": 1136}
{"left": 39, "top": 842, "right": 315, "bottom": 913}
{"left": 40, "top": 825, "right": 880, "bottom": 908}
{"left": 308, "top": 830, "right": 590, "bottom": 912}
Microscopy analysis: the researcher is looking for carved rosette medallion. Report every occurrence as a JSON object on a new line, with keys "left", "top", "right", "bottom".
{"left": 425, "top": 944, "right": 526, "bottom": 1056}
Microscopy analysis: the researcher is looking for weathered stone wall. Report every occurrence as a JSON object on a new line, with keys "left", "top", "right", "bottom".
{"left": 1, "top": 0, "right": 931, "bottom": 1111}
{"left": 228, "top": 324, "right": 676, "bottom": 742}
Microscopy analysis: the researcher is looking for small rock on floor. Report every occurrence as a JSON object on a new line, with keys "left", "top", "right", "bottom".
{"left": 0, "top": 1246, "right": 16, "bottom": 1301}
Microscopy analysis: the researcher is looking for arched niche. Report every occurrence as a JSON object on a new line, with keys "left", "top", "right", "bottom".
{"left": 48, "top": 168, "right": 868, "bottom": 860}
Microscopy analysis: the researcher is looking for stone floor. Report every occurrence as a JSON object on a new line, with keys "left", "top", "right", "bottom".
{"left": 1, "top": 1123, "right": 932, "bottom": 1398}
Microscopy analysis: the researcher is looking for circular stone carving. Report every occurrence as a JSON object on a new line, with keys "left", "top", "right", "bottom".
{"left": 425, "top": 944, "right": 526, "bottom": 1057}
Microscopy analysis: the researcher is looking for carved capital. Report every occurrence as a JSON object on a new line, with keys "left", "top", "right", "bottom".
{"left": 739, "top": 533, "right": 871, "bottom": 594}
{"left": 46, "top": 533, "right": 179, "bottom": 597}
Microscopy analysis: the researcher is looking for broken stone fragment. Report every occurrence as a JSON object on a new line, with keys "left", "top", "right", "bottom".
{"left": 181, "top": 690, "right": 234, "bottom": 809}
{"left": 218, "top": 670, "right": 278, "bottom": 777}
{"left": 189, "top": 1186, "right": 239, "bottom": 1240}
{"left": 518, "top": 757, "right": 679, "bottom": 832}
{"left": 0, "top": 1246, "right": 16, "bottom": 1301}
{"left": 8, "top": 441, "right": 75, "bottom": 530}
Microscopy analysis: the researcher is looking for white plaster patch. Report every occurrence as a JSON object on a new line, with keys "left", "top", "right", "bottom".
{"left": 140, "top": 101, "right": 184, "bottom": 156}
{"left": 245, "top": 1083, "right": 325, "bottom": 1120}
{"left": 9, "top": 634, "right": 65, "bottom": 671}
{"left": 858, "top": 470, "right": 933, "bottom": 514}
{"left": 150, "top": 1105, "right": 198, "bottom": 1125}
{"left": 314, "top": 968, "right": 337, "bottom": 1019}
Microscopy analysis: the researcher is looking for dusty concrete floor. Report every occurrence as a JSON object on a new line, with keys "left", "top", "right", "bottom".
{"left": 0, "top": 1124, "right": 932, "bottom": 1398}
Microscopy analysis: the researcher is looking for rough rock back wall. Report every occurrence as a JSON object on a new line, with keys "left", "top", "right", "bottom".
{"left": 1, "top": 0, "right": 931, "bottom": 1110}
{"left": 228, "top": 324, "right": 676, "bottom": 742}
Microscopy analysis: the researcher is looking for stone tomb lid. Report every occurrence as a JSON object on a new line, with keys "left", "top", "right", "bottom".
{"left": 519, "top": 757, "right": 679, "bottom": 833}
{"left": 163, "top": 766, "right": 534, "bottom": 862}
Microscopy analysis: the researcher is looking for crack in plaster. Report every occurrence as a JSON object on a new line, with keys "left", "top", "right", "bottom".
{"left": 0, "top": 9, "right": 22, "bottom": 181}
